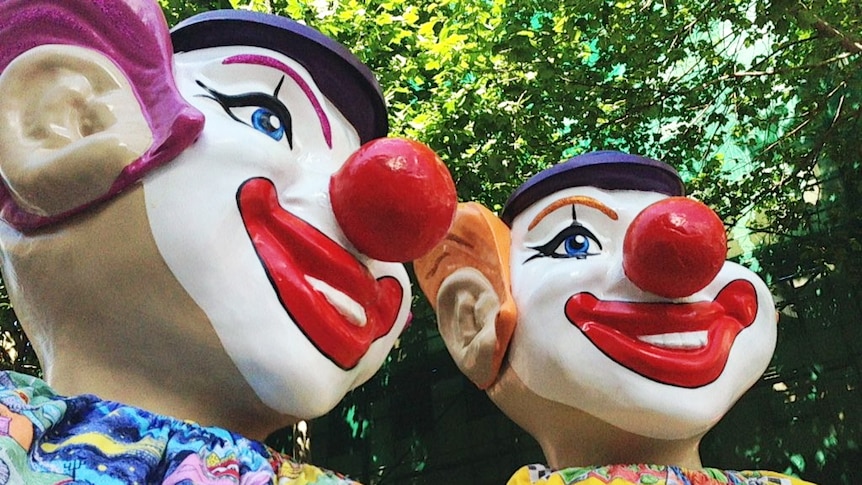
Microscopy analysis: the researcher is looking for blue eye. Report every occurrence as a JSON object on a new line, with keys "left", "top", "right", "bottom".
{"left": 562, "top": 234, "right": 590, "bottom": 257}
{"left": 251, "top": 108, "right": 285, "bottom": 141}
{"left": 196, "top": 78, "right": 294, "bottom": 148}
{"left": 527, "top": 223, "right": 602, "bottom": 261}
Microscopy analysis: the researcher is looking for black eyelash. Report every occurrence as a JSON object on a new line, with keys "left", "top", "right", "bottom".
{"left": 525, "top": 223, "right": 602, "bottom": 262}
{"left": 195, "top": 79, "right": 294, "bottom": 148}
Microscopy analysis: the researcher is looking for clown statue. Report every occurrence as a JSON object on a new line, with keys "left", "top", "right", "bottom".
{"left": 415, "top": 151, "right": 816, "bottom": 484}
{"left": 0, "top": 1, "right": 455, "bottom": 483}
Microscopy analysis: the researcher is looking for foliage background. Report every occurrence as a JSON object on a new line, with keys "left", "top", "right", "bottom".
{"left": 3, "top": 0, "right": 861, "bottom": 483}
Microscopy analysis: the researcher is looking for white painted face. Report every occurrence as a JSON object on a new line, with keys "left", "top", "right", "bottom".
{"left": 507, "top": 185, "right": 777, "bottom": 439}
{"left": 143, "top": 45, "right": 411, "bottom": 418}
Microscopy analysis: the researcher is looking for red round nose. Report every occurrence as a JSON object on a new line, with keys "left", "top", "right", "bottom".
{"left": 330, "top": 138, "right": 457, "bottom": 263}
{"left": 623, "top": 197, "right": 727, "bottom": 298}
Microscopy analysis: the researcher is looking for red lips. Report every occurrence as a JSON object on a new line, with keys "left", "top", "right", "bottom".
{"left": 564, "top": 279, "right": 758, "bottom": 387}
{"left": 238, "top": 177, "right": 403, "bottom": 369}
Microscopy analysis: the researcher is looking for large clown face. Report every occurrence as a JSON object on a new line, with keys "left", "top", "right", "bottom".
{"left": 0, "top": 2, "right": 455, "bottom": 431}
{"left": 507, "top": 185, "right": 777, "bottom": 439}
{"left": 142, "top": 45, "right": 412, "bottom": 417}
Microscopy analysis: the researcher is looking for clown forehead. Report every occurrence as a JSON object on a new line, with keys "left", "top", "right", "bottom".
{"left": 510, "top": 187, "right": 669, "bottom": 248}
{"left": 170, "top": 9, "right": 388, "bottom": 145}
{"left": 502, "top": 151, "right": 684, "bottom": 226}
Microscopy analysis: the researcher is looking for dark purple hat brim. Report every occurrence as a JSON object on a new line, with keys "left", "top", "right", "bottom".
{"left": 501, "top": 151, "right": 685, "bottom": 226}
{"left": 170, "top": 10, "right": 387, "bottom": 144}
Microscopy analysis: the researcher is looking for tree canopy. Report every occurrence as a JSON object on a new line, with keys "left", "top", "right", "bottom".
{"left": 4, "top": 0, "right": 861, "bottom": 482}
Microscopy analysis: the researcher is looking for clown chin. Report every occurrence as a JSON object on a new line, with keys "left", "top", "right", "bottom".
{"left": 571, "top": 360, "right": 762, "bottom": 441}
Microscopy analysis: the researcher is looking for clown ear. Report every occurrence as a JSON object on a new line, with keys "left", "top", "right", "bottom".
{"left": 415, "top": 202, "right": 517, "bottom": 389}
{"left": 0, "top": 45, "right": 152, "bottom": 218}
{"left": 436, "top": 268, "right": 506, "bottom": 388}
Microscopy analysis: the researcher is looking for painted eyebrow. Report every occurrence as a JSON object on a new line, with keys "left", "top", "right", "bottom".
{"left": 528, "top": 195, "right": 619, "bottom": 231}
{"left": 222, "top": 54, "right": 333, "bottom": 148}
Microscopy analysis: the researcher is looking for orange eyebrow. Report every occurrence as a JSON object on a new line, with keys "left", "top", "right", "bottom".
{"left": 528, "top": 196, "right": 618, "bottom": 230}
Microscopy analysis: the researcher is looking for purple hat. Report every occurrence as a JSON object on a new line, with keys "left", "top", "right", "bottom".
{"left": 501, "top": 151, "right": 685, "bottom": 226}
{"left": 170, "top": 10, "right": 388, "bottom": 144}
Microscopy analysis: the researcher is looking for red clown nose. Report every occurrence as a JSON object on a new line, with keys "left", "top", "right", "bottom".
{"left": 623, "top": 197, "right": 727, "bottom": 298}
{"left": 330, "top": 138, "right": 457, "bottom": 263}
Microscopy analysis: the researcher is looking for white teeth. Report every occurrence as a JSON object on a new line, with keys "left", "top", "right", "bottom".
{"left": 305, "top": 276, "right": 367, "bottom": 327}
{"left": 638, "top": 331, "right": 708, "bottom": 349}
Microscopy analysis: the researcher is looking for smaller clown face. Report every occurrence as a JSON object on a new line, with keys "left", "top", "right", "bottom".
{"left": 507, "top": 185, "right": 777, "bottom": 439}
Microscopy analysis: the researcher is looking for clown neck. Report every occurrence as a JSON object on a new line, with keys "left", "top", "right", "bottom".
{"left": 0, "top": 185, "right": 299, "bottom": 442}
{"left": 488, "top": 361, "right": 705, "bottom": 471}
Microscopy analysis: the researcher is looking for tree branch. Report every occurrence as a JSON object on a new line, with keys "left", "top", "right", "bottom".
{"left": 795, "top": 2, "right": 862, "bottom": 54}
{"left": 732, "top": 51, "right": 854, "bottom": 77}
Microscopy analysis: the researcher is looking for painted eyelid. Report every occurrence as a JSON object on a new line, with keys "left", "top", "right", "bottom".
{"left": 234, "top": 94, "right": 292, "bottom": 126}
{"left": 529, "top": 224, "right": 602, "bottom": 256}
{"left": 196, "top": 82, "right": 295, "bottom": 146}
{"left": 201, "top": 85, "right": 288, "bottom": 117}
{"left": 222, "top": 54, "right": 333, "bottom": 148}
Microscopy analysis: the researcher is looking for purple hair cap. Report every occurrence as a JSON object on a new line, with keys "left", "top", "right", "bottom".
{"left": 0, "top": 0, "right": 203, "bottom": 231}
{"left": 170, "top": 10, "right": 388, "bottom": 144}
{"left": 501, "top": 151, "right": 685, "bottom": 226}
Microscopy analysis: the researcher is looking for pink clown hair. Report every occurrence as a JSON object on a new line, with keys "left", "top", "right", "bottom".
{"left": 0, "top": 0, "right": 204, "bottom": 230}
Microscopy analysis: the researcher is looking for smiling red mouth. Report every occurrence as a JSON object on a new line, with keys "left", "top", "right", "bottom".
{"left": 238, "top": 177, "right": 403, "bottom": 369}
{"left": 564, "top": 279, "right": 758, "bottom": 388}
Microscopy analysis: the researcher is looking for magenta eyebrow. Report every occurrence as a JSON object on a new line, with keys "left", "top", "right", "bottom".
{"left": 223, "top": 54, "right": 333, "bottom": 148}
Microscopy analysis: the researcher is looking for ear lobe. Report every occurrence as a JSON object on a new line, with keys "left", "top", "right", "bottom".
{"left": 0, "top": 44, "right": 153, "bottom": 218}
{"left": 415, "top": 202, "right": 517, "bottom": 389}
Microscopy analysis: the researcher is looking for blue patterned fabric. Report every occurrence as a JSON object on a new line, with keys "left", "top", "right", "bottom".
{"left": 0, "top": 371, "right": 358, "bottom": 484}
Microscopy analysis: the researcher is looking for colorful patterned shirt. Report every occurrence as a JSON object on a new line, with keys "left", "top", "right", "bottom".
{"left": 0, "top": 371, "right": 359, "bottom": 484}
{"left": 508, "top": 463, "right": 817, "bottom": 485}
